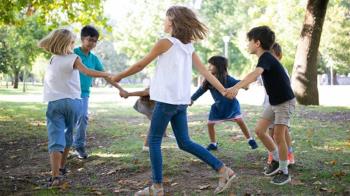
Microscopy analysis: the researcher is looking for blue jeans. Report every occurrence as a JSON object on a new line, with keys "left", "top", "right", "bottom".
{"left": 73, "top": 97, "right": 89, "bottom": 149}
{"left": 46, "top": 98, "right": 82, "bottom": 153}
{"left": 149, "top": 102, "right": 224, "bottom": 183}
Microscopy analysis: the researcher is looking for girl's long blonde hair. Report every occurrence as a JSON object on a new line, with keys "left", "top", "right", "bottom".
{"left": 38, "top": 29, "right": 76, "bottom": 55}
{"left": 166, "top": 6, "right": 208, "bottom": 44}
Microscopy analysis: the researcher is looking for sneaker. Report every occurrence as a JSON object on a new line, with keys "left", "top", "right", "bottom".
{"left": 288, "top": 152, "right": 295, "bottom": 165}
{"left": 206, "top": 143, "right": 218, "bottom": 151}
{"left": 264, "top": 160, "right": 279, "bottom": 176}
{"left": 248, "top": 139, "right": 258, "bottom": 149}
{"left": 75, "top": 147, "right": 88, "bottom": 159}
{"left": 142, "top": 146, "right": 149, "bottom": 152}
{"left": 135, "top": 185, "right": 164, "bottom": 196}
{"left": 59, "top": 167, "right": 67, "bottom": 176}
{"left": 47, "top": 176, "right": 63, "bottom": 187}
{"left": 267, "top": 152, "right": 273, "bottom": 164}
{"left": 270, "top": 171, "right": 291, "bottom": 185}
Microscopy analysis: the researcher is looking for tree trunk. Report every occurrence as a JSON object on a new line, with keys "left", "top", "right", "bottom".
{"left": 291, "top": 0, "right": 329, "bottom": 105}
{"left": 13, "top": 70, "right": 19, "bottom": 89}
{"left": 332, "top": 70, "right": 338, "bottom": 85}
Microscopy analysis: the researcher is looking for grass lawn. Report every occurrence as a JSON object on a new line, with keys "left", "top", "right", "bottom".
{"left": 0, "top": 86, "right": 349, "bottom": 195}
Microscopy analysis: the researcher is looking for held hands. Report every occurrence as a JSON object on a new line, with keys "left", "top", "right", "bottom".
{"left": 119, "top": 89, "right": 129, "bottom": 98}
{"left": 223, "top": 86, "right": 239, "bottom": 99}
{"left": 104, "top": 74, "right": 114, "bottom": 84}
{"left": 189, "top": 100, "right": 194, "bottom": 106}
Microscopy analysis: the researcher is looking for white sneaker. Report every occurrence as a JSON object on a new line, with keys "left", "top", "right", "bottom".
{"left": 142, "top": 146, "right": 149, "bottom": 152}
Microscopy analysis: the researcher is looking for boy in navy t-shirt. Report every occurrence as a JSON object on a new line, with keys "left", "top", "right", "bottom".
{"left": 227, "top": 26, "right": 295, "bottom": 185}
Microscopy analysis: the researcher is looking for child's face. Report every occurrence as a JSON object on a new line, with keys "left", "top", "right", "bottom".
{"left": 208, "top": 64, "right": 216, "bottom": 75}
{"left": 81, "top": 36, "right": 98, "bottom": 51}
{"left": 247, "top": 39, "right": 260, "bottom": 54}
{"left": 164, "top": 16, "right": 172, "bottom": 34}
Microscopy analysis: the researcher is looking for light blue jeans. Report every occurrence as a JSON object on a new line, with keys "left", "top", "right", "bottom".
{"left": 46, "top": 98, "right": 82, "bottom": 153}
{"left": 73, "top": 97, "right": 89, "bottom": 149}
{"left": 149, "top": 102, "right": 224, "bottom": 183}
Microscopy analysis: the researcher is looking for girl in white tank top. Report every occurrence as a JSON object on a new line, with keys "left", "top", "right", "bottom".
{"left": 112, "top": 6, "right": 236, "bottom": 195}
{"left": 38, "top": 29, "right": 110, "bottom": 187}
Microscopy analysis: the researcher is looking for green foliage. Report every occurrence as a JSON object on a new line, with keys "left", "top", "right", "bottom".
{"left": 320, "top": 0, "right": 350, "bottom": 75}
{"left": 0, "top": 17, "right": 48, "bottom": 81}
{"left": 0, "top": 0, "right": 109, "bottom": 30}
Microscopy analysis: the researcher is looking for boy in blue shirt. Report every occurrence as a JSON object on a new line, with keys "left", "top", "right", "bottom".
{"left": 73, "top": 25, "right": 104, "bottom": 159}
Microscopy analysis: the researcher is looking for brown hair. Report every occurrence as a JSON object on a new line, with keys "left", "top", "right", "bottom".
{"left": 271, "top": 42, "right": 282, "bottom": 59}
{"left": 38, "top": 29, "right": 76, "bottom": 55}
{"left": 166, "top": 6, "right": 208, "bottom": 44}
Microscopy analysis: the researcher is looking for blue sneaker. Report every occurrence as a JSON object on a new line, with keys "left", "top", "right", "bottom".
{"left": 75, "top": 147, "right": 88, "bottom": 159}
{"left": 206, "top": 143, "right": 218, "bottom": 151}
{"left": 248, "top": 139, "right": 258, "bottom": 149}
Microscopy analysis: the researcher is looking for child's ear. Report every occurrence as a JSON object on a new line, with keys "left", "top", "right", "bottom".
{"left": 256, "top": 40, "right": 261, "bottom": 48}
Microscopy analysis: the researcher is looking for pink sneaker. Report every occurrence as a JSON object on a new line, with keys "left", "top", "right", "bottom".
{"left": 288, "top": 152, "right": 295, "bottom": 165}
{"left": 267, "top": 152, "right": 273, "bottom": 164}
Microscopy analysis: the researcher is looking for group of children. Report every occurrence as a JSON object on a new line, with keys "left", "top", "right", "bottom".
{"left": 39, "top": 5, "right": 296, "bottom": 195}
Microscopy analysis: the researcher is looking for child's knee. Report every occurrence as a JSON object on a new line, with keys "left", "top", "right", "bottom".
{"left": 255, "top": 128, "right": 264, "bottom": 137}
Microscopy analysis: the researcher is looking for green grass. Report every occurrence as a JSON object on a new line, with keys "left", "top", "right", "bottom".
{"left": 0, "top": 86, "right": 349, "bottom": 195}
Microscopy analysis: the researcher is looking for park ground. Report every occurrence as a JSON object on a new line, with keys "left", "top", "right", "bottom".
{"left": 0, "top": 85, "right": 349, "bottom": 195}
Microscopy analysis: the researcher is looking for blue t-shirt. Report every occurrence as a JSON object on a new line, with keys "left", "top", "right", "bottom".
{"left": 191, "top": 75, "right": 241, "bottom": 121}
{"left": 74, "top": 47, "right": 104, "bottom": 98}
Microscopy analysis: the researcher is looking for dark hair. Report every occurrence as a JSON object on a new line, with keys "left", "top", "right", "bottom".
{"left": 271, "top": 42, "right": 282, "bottom": 58}
{"left": 166, "top": 6, "right": 208, "bottom": 44}
{"left": 247, "top": 26, "right": 275, "bottom": 50}
{"left": 81, "top": 25, "right": 99, "bottom": 39}
{"left": 202, "top": 56, "right": 228, "bottom": 90}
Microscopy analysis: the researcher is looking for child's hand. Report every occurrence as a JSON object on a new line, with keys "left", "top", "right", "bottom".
{"left": 189, "top": 100, "right": 194, "bottom": 106}
{"left": 119, "top": 90, "right": 129, "bottom": 98}
{"left": 104, "top": 74, "right": 114, "bottom": 84}
{"left": 225, "top": 86, "right": 239, "bottom": 99}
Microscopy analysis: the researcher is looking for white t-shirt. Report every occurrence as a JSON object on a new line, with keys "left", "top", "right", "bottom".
{"left": 150, "top": 37, "right": 194, "bottom": 105}
{"left": 43, "top": 54, "right": 81, "bottom": 102}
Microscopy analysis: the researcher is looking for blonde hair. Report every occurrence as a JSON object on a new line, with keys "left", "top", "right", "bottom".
{"left": 38, "top": 29, "right": 76, "bottom": 55}
{"left": 166, "top": 6, "right": 208, "bottom": 44}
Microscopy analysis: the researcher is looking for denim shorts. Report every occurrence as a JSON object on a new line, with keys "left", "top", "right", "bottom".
{"left": 46, "top": 98, "right": 82, "bottom": 153}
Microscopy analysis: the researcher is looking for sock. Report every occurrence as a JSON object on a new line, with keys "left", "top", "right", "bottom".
{"left": 288, "top": 147, "right": 293, "bottom": 153}
{"left": 211, "top": 142, "right": 217, "bottom": 146}
{"left": 279, "top": 160, "right": 289, "bottom": 174}
{"left": 271, "top": 149, "right": 279, "bottom": 161}
{"left": 247, "top": 137, "right": 253, "bottom": 142}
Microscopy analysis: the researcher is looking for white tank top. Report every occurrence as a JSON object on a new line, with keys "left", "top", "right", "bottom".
{"left": 150, "top": 37, "right": 194, "bottom": 105}
{"left": 43, "top": 54, "right": 81, "bottom": 102}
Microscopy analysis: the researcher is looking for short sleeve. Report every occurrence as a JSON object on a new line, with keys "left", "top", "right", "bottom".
{"left": 227, "top": 76, "right": 240, "bottom": 87}
{"left": 256, "top": 53, "right": 272, "bottom": 71}
{"left": 94, "top": 56, "right": 104, "bottom": 71}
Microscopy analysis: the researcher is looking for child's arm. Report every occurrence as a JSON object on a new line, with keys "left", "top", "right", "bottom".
{"left": 227, "top": 67, "right": 263, "bottom": 97}
{"left": 192, "top": 52, "right": 227, "bottom": 97}
{"left": 125, "top": 90, "right": 149, "bottom": 97}
{"left": 74, "top": 57, "right": 110, "bottom": 78}
{"left": 119, "top": 88, "right": 149, "bottom": 99}
{"left": 190, "top": 86, "right": 208, "bottom": 105}
{"left": 111, "top": 39, "right": 172, "bottom": 82}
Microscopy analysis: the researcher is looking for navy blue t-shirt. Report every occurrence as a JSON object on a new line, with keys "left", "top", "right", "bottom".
{"left": 257, "top": 52, "right": 295, "bottom": 105}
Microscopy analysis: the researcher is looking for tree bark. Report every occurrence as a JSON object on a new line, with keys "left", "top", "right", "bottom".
{"left": 291, "top": 0, "right": 329, "bottom": 105}
{"left": 13, "top": 70, "right": 19, "bottom": 89}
